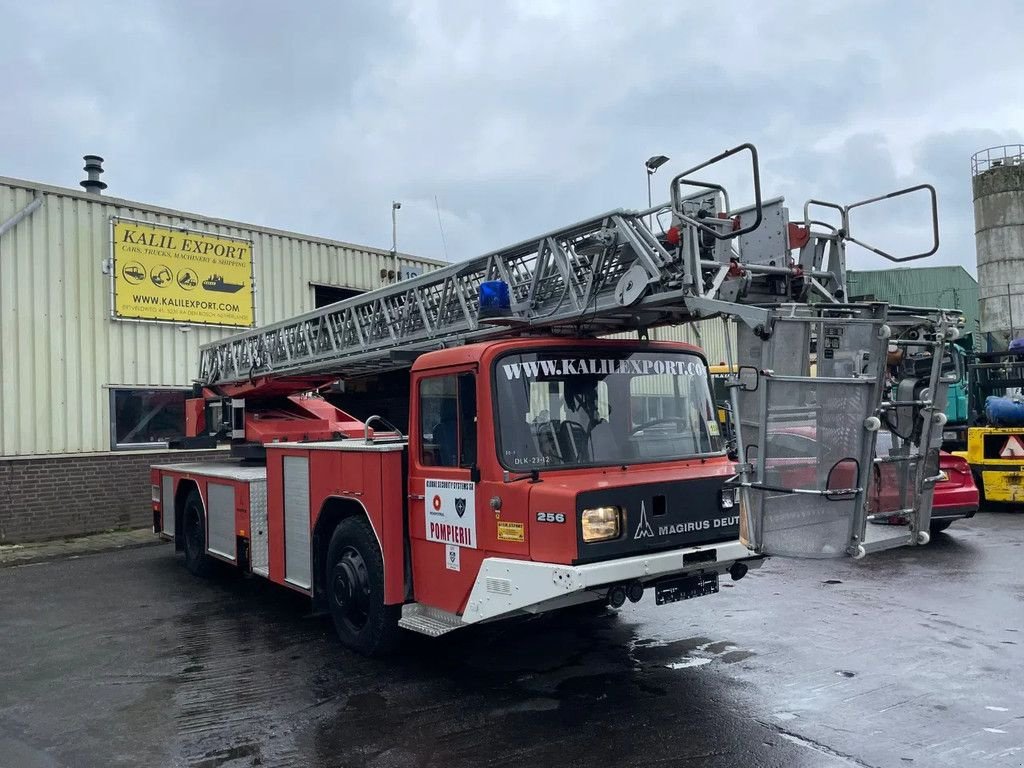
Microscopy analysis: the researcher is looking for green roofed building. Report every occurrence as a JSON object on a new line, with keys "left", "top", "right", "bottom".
{"left": 846, "top": 266, "right": 979, "bottom": 346}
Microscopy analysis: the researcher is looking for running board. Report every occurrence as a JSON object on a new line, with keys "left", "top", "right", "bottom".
{"left": 398, "top": 604, "right": 464, "bottom": 637}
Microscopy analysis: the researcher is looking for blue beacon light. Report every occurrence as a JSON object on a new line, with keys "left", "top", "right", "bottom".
{"left": 478, "top": 280, "right": 512, "bottom": 319}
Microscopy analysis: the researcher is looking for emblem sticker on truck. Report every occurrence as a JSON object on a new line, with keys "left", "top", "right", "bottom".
{"left": 445, "top": 544, "right": 461, "bottom": 572}
{"left": 426, "top": 479, "right": 477, "bottom": 549}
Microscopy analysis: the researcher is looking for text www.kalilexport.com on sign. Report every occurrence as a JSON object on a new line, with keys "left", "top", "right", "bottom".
{"left": 133, "top": 295, "right": 240, "bottom": 312}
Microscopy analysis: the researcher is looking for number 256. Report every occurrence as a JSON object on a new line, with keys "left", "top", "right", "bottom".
{"left": 536, "top": 512, "right": 565, "bottom": 524}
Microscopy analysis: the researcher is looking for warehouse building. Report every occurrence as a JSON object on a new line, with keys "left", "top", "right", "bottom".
{"left": 0, "top": 162, "right": 443, "bottom": 542}
{"left": 847, "top": 265, "right": 980, "bottom": 345}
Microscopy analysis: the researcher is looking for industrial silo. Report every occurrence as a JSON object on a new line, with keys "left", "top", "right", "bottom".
{"left": 973, "top": 145, "right": 1024, "bottom": 349}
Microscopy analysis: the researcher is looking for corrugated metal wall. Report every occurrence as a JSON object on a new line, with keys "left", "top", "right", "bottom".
{"left": 0, "top": 178, "right": 444, "bottom": 456}
{"left": 846, "top": 266, "right": 980, "bottom": 336}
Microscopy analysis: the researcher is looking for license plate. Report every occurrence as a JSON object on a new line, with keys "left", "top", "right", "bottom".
{"left": 655, "top": 572, "right": 719, "bottom": 605}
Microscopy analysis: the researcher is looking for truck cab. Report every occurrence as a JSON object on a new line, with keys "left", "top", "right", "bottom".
{"left": 404, "top": 337, "right": 749, "bottom": 618}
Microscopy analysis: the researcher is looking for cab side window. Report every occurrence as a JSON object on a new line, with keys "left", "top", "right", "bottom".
{"left": 419, "top": 373, "right": 477, "bottom": 468}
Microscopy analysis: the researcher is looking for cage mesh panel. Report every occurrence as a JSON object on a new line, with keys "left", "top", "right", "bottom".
{"left": 745, "top": 379, "right": 872, "bottom": 558}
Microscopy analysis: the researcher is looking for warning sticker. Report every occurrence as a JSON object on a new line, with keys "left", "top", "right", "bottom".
{"left": 497, "top": 521, "right": 525, "bottom": 543}
{"left": 425, "top": 479, "right": 477, "bottom": 549}
{"left": 445, "top": 544, "right": 461, "bottom": 572}
{"left": 1000, "top": 435, "right": 1024, "bottom": 458}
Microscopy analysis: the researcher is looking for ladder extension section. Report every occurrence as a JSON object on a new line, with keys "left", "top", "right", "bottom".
{"left": 198, "top": 142, "right": 941, "bottom": 388}
{"left": 201, "top": 209, "right": 690, "bottom": 384}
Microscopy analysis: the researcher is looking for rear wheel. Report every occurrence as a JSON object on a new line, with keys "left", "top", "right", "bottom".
{"left": 929, "top": 519, "right": 953, "bottom": 534}
{"left": 182, "top": 488, "right": 215, "bottom": 577}
{"left": 325, "top": 517, "right": 399, "bottom": 656}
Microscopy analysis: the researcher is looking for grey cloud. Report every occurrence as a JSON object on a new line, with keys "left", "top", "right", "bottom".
{"left": 2, "top": 0, "right": 1021, "bottom": 280}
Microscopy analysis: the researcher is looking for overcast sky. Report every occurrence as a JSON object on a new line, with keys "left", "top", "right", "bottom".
{"left": 3, "top": 0, "right": 1022, "bottom": 280}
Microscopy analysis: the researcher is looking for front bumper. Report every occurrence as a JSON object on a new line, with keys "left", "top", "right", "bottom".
{"left": 462, "top": 539, "right": 760, "bottom": 623}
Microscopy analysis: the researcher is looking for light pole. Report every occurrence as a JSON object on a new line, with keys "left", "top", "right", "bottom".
{"left": 645, "top": 155, "right": 669, "bottom": 228}
{"left": 391, "top": 201, "right": 401, "bottom": 281}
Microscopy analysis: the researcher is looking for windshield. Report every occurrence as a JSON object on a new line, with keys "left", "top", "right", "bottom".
{"left": 494, "top": 349, "right": 723, "bottom": 469}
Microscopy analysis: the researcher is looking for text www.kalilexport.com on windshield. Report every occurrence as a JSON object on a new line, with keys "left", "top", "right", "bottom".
{"left": 133, "top": 295, "right": 240, "bottom": 312}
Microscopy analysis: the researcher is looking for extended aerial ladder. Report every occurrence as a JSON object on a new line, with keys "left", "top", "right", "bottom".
{"left": 194, "top": 143, "right": 960, "bottom": 560}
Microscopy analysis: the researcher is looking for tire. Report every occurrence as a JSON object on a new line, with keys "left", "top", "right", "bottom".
{"left": 182, "top": 488, "right": 215, "bottom": 577}
{"left": 325, "top": 517, "right": 400, "bottom": 656}
{"left": 929, "top": 519, "right": 953, "bottom": 534}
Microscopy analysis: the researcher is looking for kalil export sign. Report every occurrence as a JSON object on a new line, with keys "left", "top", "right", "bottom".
{"left": 111, "top": 218, "right": 255, "bottom": 327}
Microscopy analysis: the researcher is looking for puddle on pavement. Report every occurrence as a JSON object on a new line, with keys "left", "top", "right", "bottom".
{"left": 631, "top": 635, "right": 756, "bottom": 670}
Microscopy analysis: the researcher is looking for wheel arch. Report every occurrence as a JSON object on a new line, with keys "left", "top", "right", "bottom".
{"left": 312, "top": 496, "right": 383, "bottom": 612}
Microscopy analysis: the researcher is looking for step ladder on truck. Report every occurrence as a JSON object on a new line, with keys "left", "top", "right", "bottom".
{"left": 151, "top": 144, "right": 962, "bottom": 655}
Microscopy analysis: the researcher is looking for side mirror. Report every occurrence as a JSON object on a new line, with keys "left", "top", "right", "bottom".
{"left": 737, "top": 365, "right": 759, "bottom": 392}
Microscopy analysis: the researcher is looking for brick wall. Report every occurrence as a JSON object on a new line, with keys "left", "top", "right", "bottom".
{"left": 0, "top": 450, "right": 229, "bottom": 543}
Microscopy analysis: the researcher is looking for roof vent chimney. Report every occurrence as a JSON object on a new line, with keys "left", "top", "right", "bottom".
{"left": 80, "top": 155, "right": 107, "bottom": 194}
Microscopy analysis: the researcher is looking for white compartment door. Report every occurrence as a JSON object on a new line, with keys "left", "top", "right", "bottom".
{"left": 282, "top": 456, "right": 312, "bottom": 589}
{"left": 206, "top": 483, "right": 236, "bottom": 561}
{"left": 162, "top": 476, "right": 175, "bottom": 537}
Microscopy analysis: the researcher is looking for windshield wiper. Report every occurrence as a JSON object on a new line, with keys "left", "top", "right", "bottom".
{"left": 503, "top": 469, "right": 542, "bottom": 483}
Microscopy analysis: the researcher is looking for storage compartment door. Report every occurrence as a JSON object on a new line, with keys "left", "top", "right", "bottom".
{"left": 249, "top": 479, "right": 269, "bottom": 577}
{"left": 206, "top": 483, "right": 236, "bottom": 561}
{"left": 282, "top": 456, "right": 312, "bottom": 589}
{"left": 162, "top": 476, "right": 175, "bottom": 537}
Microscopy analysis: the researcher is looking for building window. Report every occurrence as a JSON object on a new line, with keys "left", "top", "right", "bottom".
{"left": 312, "top": 283, "right": 362, "bottom": 308}
{"left": 110, "top": 388, "right": 189, "bottom": 450}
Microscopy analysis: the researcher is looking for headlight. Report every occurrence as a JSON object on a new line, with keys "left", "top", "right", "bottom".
{"left": 938, "top": 470, "right": 949, "bottom": 482}
{"left": 581, "top": 506, "right": 621, "bottom": 542}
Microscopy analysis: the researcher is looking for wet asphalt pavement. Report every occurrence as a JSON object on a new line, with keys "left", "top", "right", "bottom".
{"left": 1, "top": 513, "right": 1023, "bottom": 768}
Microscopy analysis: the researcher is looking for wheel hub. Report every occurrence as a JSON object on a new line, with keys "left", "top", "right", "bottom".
{"left": 331, "top": 547, "right": 371, "bottom": 630}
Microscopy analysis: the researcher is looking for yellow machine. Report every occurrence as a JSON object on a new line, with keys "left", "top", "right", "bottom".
{"left": 709, "top": 364, "right": 734, "bottom": 425}
{"left": 964, "top": 427, "right": 1024, "bottom": 505}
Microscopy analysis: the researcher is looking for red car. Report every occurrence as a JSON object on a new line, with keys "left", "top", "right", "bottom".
{"left": 763, "top": 429, "right": 979, "bottom": 536}
{"left": 870, "top": 431, "right": 979, "bottom": 534}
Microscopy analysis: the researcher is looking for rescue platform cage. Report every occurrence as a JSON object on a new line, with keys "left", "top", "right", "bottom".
{"left": 730, "top": 304, "right": 961, "bottom": 558}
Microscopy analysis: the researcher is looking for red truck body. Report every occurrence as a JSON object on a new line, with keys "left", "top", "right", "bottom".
{"left": 152, "top": 337, "right": 762, "bottom": 653}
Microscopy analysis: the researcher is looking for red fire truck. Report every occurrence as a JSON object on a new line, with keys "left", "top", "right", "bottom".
{"left": 152, "top": 145, "right": 959, "bottom": 654}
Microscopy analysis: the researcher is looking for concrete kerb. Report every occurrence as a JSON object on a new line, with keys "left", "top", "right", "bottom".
{"left": 0, "top": 528, "right": 163, "bottom": 568}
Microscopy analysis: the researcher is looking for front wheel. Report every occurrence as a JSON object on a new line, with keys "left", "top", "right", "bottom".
{"left": 182, "top": 488, "right": 215, "bottom": 577}
{"left": 325, "top": 517, "right": 400, "bottom": 656}
{"left": 929, "top": 519, "right": 953, "bottom": 534}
